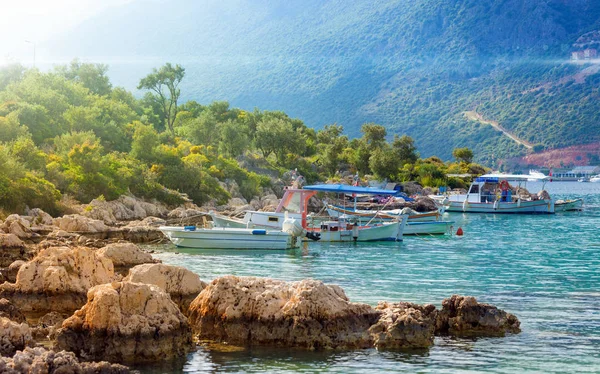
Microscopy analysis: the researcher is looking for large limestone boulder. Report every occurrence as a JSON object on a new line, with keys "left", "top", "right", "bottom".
{"left": 0, "top": 347, "right": 131, "bottom": 373}
{"left": 436, "top": 295, "right": 521, "bottom": 337}
{"left": 0, "top": 246, "right": 115, "bottom": 314}
{"left": 0, "top": 317, "right": 33, "bottom": 356}
{"left": 188, "top": 276, "right": 379, "bottom": 349}
{"left": 55, "top": 281, "right": 193, "bottom": 364}
{"left": 97, "top": 242, "right": 155, "bottom": 275}
{"left": 369, "top": 302, "right": 438, "bottom": 349}
{"left": 53, "top": 215, "right": 109, "bottom": 233}
{"left": 124, "top": 264, "right": 206, "bottom": 314}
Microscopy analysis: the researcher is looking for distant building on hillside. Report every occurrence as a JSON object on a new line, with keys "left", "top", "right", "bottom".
{"left": 572, "top": 48, "right": 598, "bottom": 61}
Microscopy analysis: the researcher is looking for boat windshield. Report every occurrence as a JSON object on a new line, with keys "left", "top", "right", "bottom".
{"left": 284, "top": 193, "right": 302, "bottom": 213}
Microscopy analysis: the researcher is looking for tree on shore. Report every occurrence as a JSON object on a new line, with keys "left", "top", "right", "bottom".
{"left": 138, "top": 63, "right": 185, "bottom": 135}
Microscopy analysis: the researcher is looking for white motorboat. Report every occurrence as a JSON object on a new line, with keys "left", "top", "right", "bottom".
{"left": 590, "top": 175, "right": 600, "bottom": 183}
{"left": 554, "top": 198, "right": 584, "bottom": 212}
{"left": 211, "top": 184, "right": 408, "bottom": 242}
{"left": 159, "top": 226, "right": 300, "bottom": 249}
{"left": 432, "top": 174, "right": 555, "bottom": 214}
{"left": 160, "top": 213, "right": 306, "bottom": 249}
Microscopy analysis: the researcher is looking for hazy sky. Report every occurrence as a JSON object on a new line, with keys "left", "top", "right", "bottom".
{"left": 0, "top": 0, "right": 132, "bottom": 66}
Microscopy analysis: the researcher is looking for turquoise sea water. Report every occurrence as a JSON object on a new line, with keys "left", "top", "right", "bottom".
{"left": 149, "top": 182, "right": 600, "bottom": 373}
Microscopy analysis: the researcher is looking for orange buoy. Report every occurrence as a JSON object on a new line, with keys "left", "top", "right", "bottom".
{"left": 456, "top": 227, "right": 464, "bottom": 236}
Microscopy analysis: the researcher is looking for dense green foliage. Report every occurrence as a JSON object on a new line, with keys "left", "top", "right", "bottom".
{"left": 0, "top": 62, "right": 484, "bottom": 214}
{"left": 47, "top": 0, "right": 600, "bottom": 163}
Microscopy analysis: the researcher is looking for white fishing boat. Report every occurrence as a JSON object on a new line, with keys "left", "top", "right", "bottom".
{"left": 325, "top": 204, "right": 453, "bottom": 235}
{"left": 432, "top": 174, "right": 555, "bottom": 214}
{"left": 160, "top": 213, "right": 306, "bottom": 249}
{"left": 211, "top": 184, "right": 408, "bottom": 242}
{"left": 158, "top": 226, "right": 300, "bottom": 249}
{"left": 554, "top": 198, "right": 584, "bottom": 212}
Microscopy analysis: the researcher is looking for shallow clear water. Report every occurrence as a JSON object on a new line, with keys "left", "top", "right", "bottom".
{"left": 148, "top": 182, "right": 600, "bottom": 373}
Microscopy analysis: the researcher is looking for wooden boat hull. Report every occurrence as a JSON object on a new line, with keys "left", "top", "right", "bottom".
{"left": 326, "top": 205, "right": 439, "bottom": 222}
{"left": 310, "top": 220, "right": 406, "bottom": 242}
{"left": 404, "top": 221, "right": 454, "bottom": 235}
{"left": 159, "top": 226, "right": 298, "bottom": 249}
{"left": 443, "top": 199, "right": 554, "bottom": 214}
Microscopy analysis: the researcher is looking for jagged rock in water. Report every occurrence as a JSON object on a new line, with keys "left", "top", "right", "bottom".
{"left": 97, "top": 242, "right": 156, "bottom": 275}
{"left": 52, "top": 215, "right": 109, "bottom": 233}
{"left": 0, "top": 347, "right": 131, "bottom": 373}
{"left": 188, "top": 276, "right": 379, "bottom": 349}
{"left": 31, "top": 312, "right": 67, "bottom": 341}
{"left": 0, "top": 317, "right": 33, "bottom": 356}
{"left": 412, "top": 196, "right": 438, "bottom": 212}
{"left": 0, "top": 246, "right": 115, "bottom": 315}
{"left": 124, "top": 264, "right": 206, "bottom": 315}
{"left": 436, "top": 295, "right": 521, "bottom": 337}
{"left": 369, "top": 301, "right": 438, "bottom": 349}
{"left": 55, "top": 281, "right": 193, "bottom": 364}
{"left": 0, "top": 299, "right": 25, "bottom": 323}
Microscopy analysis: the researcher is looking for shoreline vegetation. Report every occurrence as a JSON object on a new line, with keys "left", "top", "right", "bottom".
{"left": 0, "top": 60, "right": 516, "bottom": 372}
{"left": 0, "top": 61, "right": 486, "bottom": 219}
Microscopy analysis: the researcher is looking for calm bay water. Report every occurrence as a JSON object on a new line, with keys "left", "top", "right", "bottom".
{"left": 149, "top": 182, "right": 600, "bottom": 373}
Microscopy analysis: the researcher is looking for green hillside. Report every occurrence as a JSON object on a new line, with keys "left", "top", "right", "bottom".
{"left": 45, "top": 0, "right": 600, "bottom": 163}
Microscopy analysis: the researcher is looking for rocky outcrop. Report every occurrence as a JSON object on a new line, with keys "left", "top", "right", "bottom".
{"left": 0, "top": 299, "right": 25, "bottom": 323}
{"left": 55, "top": 281, "right": 193, "bottom": 364}
{"left": 369, "top": 302, "right": 437, "bottom": 349}
{"left": 0, "top": 235, "right": 32, "bottom": 270}
{"left": 124, "top": 264, "right": 206, "bottom": 314}
{"left": 0, "top": 246, "right": 115, "bottom": 315}
{"left": 436, "top": 295, "right": 521, "bottom": 337}
{"left": 52, "top": 215, "right": 109, "bottom": 233}
{"left": 0, "top": 317, "right": 33, "bottom": 356}
{"left": 188, "top": 276, "right": 379, "bottom": 349}
{"left": 97, "top": 243, "right": 156, "bottom": 275}
{"left": 0, "top": 347, "right": 131, "bottom": 373}
{"left": 31, "top": 312, "right": 67, "bottom": 341}
{"left": 83, "top": 195, "right": 169, "bottom": 225}
{"left": 1, "top": 215, "right": 33, "bottom": 240}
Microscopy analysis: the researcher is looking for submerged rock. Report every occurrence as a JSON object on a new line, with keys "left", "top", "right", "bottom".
{"left": 0, "top": 317, "right": 33, "bottom": 356}
{"left": 55, "top": 281, "right": 193, "bottom": 364}
{"left": 124, "top": 263, "right": 206, "bottom": 314}
{"left": 436, "top": 295, "right": 521, "bottom": 337}
{"left": 0, "top": 347, "right": 131, "bottom": 373}
{"left": 369, "top": 302, "right": 437, "bottom": 349}
{"left": 188, "top": 276, "right": 379, "bottom": 349}
{"left": 0, "top": 246, "right": 115, "bottom": 315}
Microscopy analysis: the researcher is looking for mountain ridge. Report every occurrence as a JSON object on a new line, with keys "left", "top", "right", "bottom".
{"left": 43, "top": 0, "right": 600, "bottom": 163}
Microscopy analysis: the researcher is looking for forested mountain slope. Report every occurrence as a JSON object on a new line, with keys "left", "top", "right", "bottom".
{"left": 45, "top": 0, "right": 600, "bottom": 163}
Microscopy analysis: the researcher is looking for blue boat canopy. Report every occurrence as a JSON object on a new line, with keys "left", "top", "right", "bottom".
{"left": 303, "top": 184, "right": 400, "bottom": 195}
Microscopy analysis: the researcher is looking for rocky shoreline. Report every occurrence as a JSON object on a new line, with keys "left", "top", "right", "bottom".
{"left": 0, "top": 196, "right": 521, "bottom": 372}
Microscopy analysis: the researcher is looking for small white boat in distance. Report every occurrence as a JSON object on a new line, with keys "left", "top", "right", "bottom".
{"left": 159, "top": 226, "right": 300, "bottom": 249}
{"left": 433, "top": 174, "right": 555, "bottom": 214}
{"left": 554, "top": 198, "right": 584, "bottom": 212}
{"left": 528, "top": 170, "right": 548, "bottom": 182}
{"left": 590, "top": 175, "right": 600, "bottom": 183}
